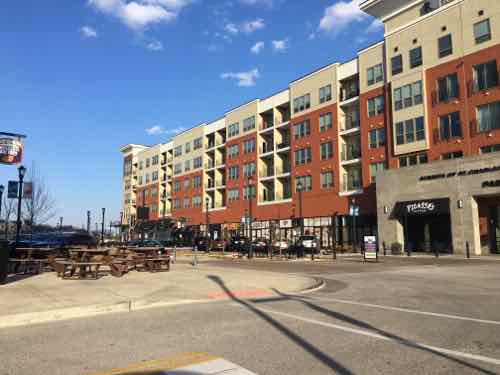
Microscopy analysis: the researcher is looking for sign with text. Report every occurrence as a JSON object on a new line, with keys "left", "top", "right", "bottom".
{"left": 7, "top": 181, "right": 18, "bottom": 199}
{"left": 23, "top": 182, "right": 33, "bottom": 199}
{"left": 393, "top": 198, "right": 450, "bottom": 216}
{"left": 0, "top": 137, "right": 23, "bottom": 165}
{"left": 364, "top": 235, "right": 378, "bottom": 261}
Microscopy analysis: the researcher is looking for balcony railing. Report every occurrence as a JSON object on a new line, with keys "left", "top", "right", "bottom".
{"left": 341, "top": 116, "right": 360, "bottom": 132}
{"left": 342, "top": 176, "right": 362, "bottom": 192}
{"left": 260, "top": 119, "right": 275, "bottom": 130}
{"left": 277, "top": 140, "right": 291, "bottom": 150}
{"left": 340, "top": 85, "right": 360, "bottom": 102}
{"left": 259, "top": 168, "right": 275, "bottom": 178}
{"left": 260, "top": 143, "right": 274, "bottom": 154}
{"left": 275, "top": 192, "right": 292, "bottom": 200}
{"left": 261, "top": 191, "right": 275, "bottom": 202}
{"left": 420, "top": 0, "right": 454, "bottom": 16}
{"left": 275, "top": 165, "right": 291, "bottom": 175}
{"left": 341, "top": 147, "right": 362, "bottom": 161}
{"left": 205, "top": 161, "right": 215, "bottom": 169}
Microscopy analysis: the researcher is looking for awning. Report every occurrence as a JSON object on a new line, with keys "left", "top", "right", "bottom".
{"left": 393, "top": 198, "right": 450, "bottom": 217}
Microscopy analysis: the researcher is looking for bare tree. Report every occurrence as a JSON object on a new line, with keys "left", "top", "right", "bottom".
{"left": 23, "top": 162, "right": 56, "bottom": 228}
{"left": 2, "top": 196, "right": 15, "bottom": 239}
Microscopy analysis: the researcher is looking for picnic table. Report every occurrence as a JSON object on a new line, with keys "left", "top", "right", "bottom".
{"left": 68, "top": 248, "right": 110, "bottom": 262}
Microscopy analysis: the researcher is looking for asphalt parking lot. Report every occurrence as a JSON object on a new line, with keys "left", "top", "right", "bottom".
{"left": 1, "top": 256, "right": 499, "bottom": 375}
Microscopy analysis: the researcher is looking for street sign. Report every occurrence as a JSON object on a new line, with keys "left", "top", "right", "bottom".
{"left": 0, "top": 134, "right": 25, "bottom": 165}
{"left": 364, "top": 235, "right": 378, "bottom": 262}
{"left": 7, "top": 181, "right": 18, "bottom": 199}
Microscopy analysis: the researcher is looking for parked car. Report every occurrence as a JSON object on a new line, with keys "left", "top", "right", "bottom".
{"left": 194, "top": 237, "right": 209, "bottom": 252}
{"left": 290, "top": 235, "right": 319, "bottom": 257}
{"left": 271, "top": 240, "right": 289, "bottom": 255}
{"left": 211, "top": 239, "right": 227, "bottom": 252}
{"left": 228, "top": 236, "right": 248, "bottom": 253}
{"left": 251, "top": 238, "right": 270, "bottom": 256}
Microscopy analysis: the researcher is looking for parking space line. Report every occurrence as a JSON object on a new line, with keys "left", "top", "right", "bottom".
{"left": 258, "top": 307, "right": 500, "bottom": 367}
{"left": 298, "top": 296, "right": 500, "bottom": 326}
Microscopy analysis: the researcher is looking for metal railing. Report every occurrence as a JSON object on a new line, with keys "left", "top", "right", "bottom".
{"left": 341, "top": 146, "right": 361, "bottom": 161}
{"left": 259, "top": 168, "right": 275, "bottom": 178}
{"left": 342, "top": 176, "right": 362, "bottom": 192}
{"left": 260, "top": 143, "right": 274, "bottom": 154}
{"left": 275, "top": 165, "right": 291, "bottom": 175}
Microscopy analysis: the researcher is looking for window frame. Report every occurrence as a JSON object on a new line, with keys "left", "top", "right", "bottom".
{"left": 391, "top": 55, "right": 403, "bottom": 76}
{"left": 319, "top": 85, "right": 332, "bottom": 104}
{"left": 438, "top": 34, "right": 453, "bottom": 58}
{"left": 320, "top": 141, "right": 333, "bottom": 160}
{"left": 321, "top": 171, "right": 334, "bottom": 189}
{"left": 409, "top": 46, "right": 423, "bottom": 68}
{"left": 319, "top": 113, "right": 333, "bottom": 132}
{"left": 474, "top": 19, "right": 491, "bottom": 44}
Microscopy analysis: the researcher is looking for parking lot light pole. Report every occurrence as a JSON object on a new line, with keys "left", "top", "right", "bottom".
{"left": 0, "top": 185, "right": 4, "bottom": 237}
{"left": 15, "top": 165, "right": 26, "bottom": 249}
{"left": 248, "top": 177, "right": 254, "bottom": 259}
{"left": 297, "top": 180, "right": 304, "bottom": 237}
{"left": 101, "top": 208, "right": 105, "bottom": 247}
{"left": 205, "top": 197, "right": 210, "bottom": 253}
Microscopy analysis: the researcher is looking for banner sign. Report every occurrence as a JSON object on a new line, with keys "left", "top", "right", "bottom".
{"left": 0, "top": 137, "right": 23, "bottom": 165}
{"left": 393, "top": 198, "right": 450, "bottom": 216}
{"left": 7, "top": 181, "right": 18, "bottom": 199}
{"left": 364, "top": 236, "right": 378, "bottom": 261}
{"left": 23, "top": 182, "right": 33, "bottom": 199}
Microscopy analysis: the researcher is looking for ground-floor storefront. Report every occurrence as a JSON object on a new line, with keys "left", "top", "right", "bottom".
{"left": 377, "top": 153, "right": 500, "bottom": 255}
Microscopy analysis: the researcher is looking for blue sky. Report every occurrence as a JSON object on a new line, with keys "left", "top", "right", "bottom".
{"left": 0, "top": 0, "right": 383, "bottom": 226}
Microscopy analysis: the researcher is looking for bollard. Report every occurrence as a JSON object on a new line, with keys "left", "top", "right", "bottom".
{"left": 0, "top": 241, "right": 11, "bottom": 285}
{"left": 173, "top": 245, "right": 177, "bottom": 264}
{"left": 466, "top": 241, "right": 470, "bottom": 259}
{"left": 333, "top": 246, "right": 337, "bottom": 260}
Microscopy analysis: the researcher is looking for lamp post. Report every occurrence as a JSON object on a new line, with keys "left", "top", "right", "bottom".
{"left": 59, "top": 217, "right": 63, "bottom": 232}
{"left": 87, "top": 211, "right": 91, "bottom": 234}
{"left": 0, "top": 185, "right": 4, "bottom": 238}
{"left": 101, "top": 208, "right": 105, "bottom": 247}
{"left": 247, "top": 177, "right": 254, "bottom": 259}
{"left": 15, "top": 165, "right": 26, "bottom": 249}
{"left": 120, "top": 211, "right": 123, "bottom": 243}
{"left": 297, "top": 180, "right": 304, "bottom": 237}
{"left": 205, "top": 197, "right": 210, "bottom": 253}
{"left": 350, "top": 198, "right": 357, "bottom": 252}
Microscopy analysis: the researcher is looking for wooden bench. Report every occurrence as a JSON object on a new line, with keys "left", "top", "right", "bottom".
{"left": 56, "top": 261, "right": 102, "bottom": 280}
{"left": 8, "top": 258, "right": 45, "bottom": 275}
{"left": 144, "top": 256, "right": 171, "bottom": 273}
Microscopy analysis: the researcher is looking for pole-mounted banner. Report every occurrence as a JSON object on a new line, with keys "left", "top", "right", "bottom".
{"left": 0, "top": 132, "right": 26, "bottom": 165}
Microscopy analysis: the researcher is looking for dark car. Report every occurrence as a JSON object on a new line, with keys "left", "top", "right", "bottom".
{"left": 211, "top": 239, "right": 227, "bottom": 252}
{"left": 194, "top": 237, "right": 209, "bottom": 252}
{"left": 229, "top": 236, "right": 249, "bottom": 253}
{"left": 251, "top": 238, "right": 270, "bottom": 256}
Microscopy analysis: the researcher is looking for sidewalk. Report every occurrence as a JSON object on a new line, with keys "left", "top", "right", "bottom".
{"left": 0, "top": 262, "right": 319, "bottom": 329}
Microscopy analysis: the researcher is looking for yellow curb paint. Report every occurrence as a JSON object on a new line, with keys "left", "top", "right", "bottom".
{"left": 89, "top": 352, "right": 218, "bottom": 375}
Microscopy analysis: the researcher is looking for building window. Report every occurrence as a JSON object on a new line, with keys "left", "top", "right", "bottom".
{"left": 399, "top": 153, "right": 428, "bottom": 168}
{"left": 145, "top": 158, "right": 150, "bottom": 168}
{"left": 481, "top": 144, "right": 500, "bottom": 154}
{"left": 367, "top": 95, "right": 384, "bottom": 117}
{"left": 228, "top": 122, "right": 240, "bottom": 138}
{"left": 242, "top": 162, "right": 255, "bottom": 178}
{"left": 295, "top": 175, "right": 312, "bottom": 192}
{"left": 192, "top": 196, "right": 202, "bottom": 208}
{"left": 243, "top": 116, "right": 256, "bottom": 132}
{"left": 439, "top": 112, "right": 462, "bottom": 140}
{"left": 367, "top": 64, "right": 383, "bottom": 85}
{"left": 395, "top": 117, "right": 425, "bottom": 145}
{"left": 183, "top": 198, "right": 190, "bottom": 209}
{"left": 294, "top": 120, "right": 311, "bottom": 139}
{"left": 243, "top": 139, "right": 256, "bottom": 153}
{"left": 174, "top": 146, "right": 182, "bottom": 157}
{"left": 321, "top": 171, "right": 334, "bottom": 189}
{"left": 174, "top": 163, "right": 182, "bottom": 175}
{"left": 369, "top": 128, "right": 386, "bottom": 149}
{"left": 474, "top": 19, "right": 491, "bottom": 44}
{"left": 139, "top": 161, "right": 143, "bottom": 170}
{"left": 193, "top": 156, "right": 202, "bottom": 169}
{"left": 193, "top": 175, "right": 202, "bottom": 188}
{"left": 438, "top": 34, "right": 453, "bottom": 58}
{"left": 145, "top": 174, "right": 150, "bottom": 184}
{"left": 319, "top": 113, "right": 333, "bottom": 132}
{"left": 184, "top": 160, "right": 191, "bottom": 172}
{"left": 229, "top": 165, "right": 239, "bottom": 180}
{"left": 473, "top": 60, "right": 498, "bottom": 92}
{"left": 393, "top": 81, "right": 422, "bottom": 111}
{"left": 193, "top": 137, "right": 203, "bottom": 150}
{"left": 228, "top": 144, "right": 239, "bottom": 158}
{"left": 477, "top": 101, "right": 500, "bottom": 133}
{"left": 185, "top": 142, "right": 191, "bottom": 154}
{"left": 173, "top": 199, "right": 181, "bottom": 210}
{"left": 183, "top": 179, "right": 191, "bottom": 189}
{"left": 152, "top": 171, "right": 158, "bottom": 182}
{"left": 243, "top": 185, "right": 256, "bottom": 200}
{"left": 138, "top": 175, "right": 143, "bottom": 185}
{"left": 152, "top": 155, "right": 159, "bottom": 165}
{"left": 369, "top": 162, "right": 387, "bottom": 183}
{"left": 228, "top": 189, "right": 239, "bottom": 202}
{"left": 442, "top": 151, "right": 463, "bottom": 160}
{"left": 391, "top": 55, "right": 403, "bottom": 75}
{"left": 409, "top": 47, "right": 423, "bottom": 68}
{"left": 293, "top": 94, "right": 311, "bottom": 113}
{"left": 319, "top": 85, "right": 332, "bottom": 104}
{"left": 320, "top": 141, "right": 333, "bottom": 160}
{"left": 438, "top": 73, "right": 459, "bottom": 102}
{"left": 295, "top": 147, "right": 312, "bottom": 165}
{"left": 173, "top": 181, "right": 181, "bottom": 192}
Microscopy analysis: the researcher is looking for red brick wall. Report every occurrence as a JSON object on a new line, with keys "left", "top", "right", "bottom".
{"left": 171, "top": 170, "right": 204, "bottom": 224}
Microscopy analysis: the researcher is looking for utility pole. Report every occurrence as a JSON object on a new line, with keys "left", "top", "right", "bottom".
{"left": 101, "top": 208, "right": 105, "bottom": 247}
{"left": 87, "top": 211, "right": 91, "bottom": 234}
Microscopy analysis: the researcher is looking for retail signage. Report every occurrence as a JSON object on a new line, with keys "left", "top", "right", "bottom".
{"left": 7, "top": 181, "right": 18, "bottom": 199}
{"left": 420, "top": 165, "right": 500, "bottom": 182}
{"left": 482, "top": 180, "right": 500, "bottom": 188}
{"left": 349, "top": 205, "right": 360, "bottom": 217}
{"left": 0, "top": 137, "right": 23, "bottom": 165}
{"left": 364, "top": 236, "right": 378, "bottom": 261}
{"left": 393, "top": 198, "right": 450, "bottom": 216}
{"left": 23, "top": 182, "right": 33, "bottom": 199}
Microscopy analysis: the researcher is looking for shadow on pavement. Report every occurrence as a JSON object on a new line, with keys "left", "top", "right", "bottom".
{"left": 207, "top": 275, "right": 354, "bottom": 375}
{"left": 270, "top": 288, "right": 496, "bottom": 375}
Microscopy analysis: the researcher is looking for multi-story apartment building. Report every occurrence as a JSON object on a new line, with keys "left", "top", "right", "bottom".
{"left": 122, "top": 0, "right": 500, "bottom": 255}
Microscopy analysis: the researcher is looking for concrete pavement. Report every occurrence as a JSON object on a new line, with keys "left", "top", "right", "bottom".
{"left": 0, "top": 261, "right": 320, "bottom": 328}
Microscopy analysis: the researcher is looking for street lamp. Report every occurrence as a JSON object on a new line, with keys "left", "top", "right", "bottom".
{"left": 101, "top": 208, "right": 105, "bottom": 247}
{"left": 59, "top": 217, "right": 63, "bottom": 232}
{"left": 247, "top": 176, "right": 254, "bottom": 259}
{"left": 350, "top": 198, "right": 357, "bottom": 252}
{"left": 297, "top": 180, "right": 304, "bottom": 237}
{"left": 205, "top": 197, "right": 210, "bottom": 253}
{"left": 0, "top": 185, "right": 4, "bottom": 238}
{"left": 15, "top": 165, "right": 26, "bottom": 249}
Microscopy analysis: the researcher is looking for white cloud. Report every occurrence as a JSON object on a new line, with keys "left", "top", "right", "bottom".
{"left": 366, "top": 19, "right": 384, "bottom": 33}
{"left": 145, "top": 125, "right": 185, "bottom": 135}
{"left": 221, "top": 68, "right": 260, "bottom": 87}
{"left": 250, "top": 41, "right": 264, "bottom": 54}
{"left": 319, "top": 1, "right": 367, "bottom": 34}
{"left": 88, "top": 0, "right": 192, "bottom": 31}
{"left": 272, "top": 38, "right": 289, "bottom": 52}
{"left": 80, "top": 25, "right": 98, "bottom": 38}
{"left": 224, "top": 18, "right": 265, "bottom": 35}
{"left": 239, "top": 0, "right": 274, "bottom": 6}
{"left": 146, "top": 40, "right": 164, "bottom": 50}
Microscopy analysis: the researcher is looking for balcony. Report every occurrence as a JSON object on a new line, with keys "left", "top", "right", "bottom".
{"left": 205, "top": 161, "right": 215, "bottom": 169}
{"left": 341, "top": 146, "right": 362, "bottom": 163}
{"left": 275, "top": 191, "right": 292, "bottom": 201}
{"left": 340, "top": 116, "right": 360, "bottom": 134}
{"left": 260, "top": 119, "right": 275, "bottom": 132}
{"left": 276, "top": 140, "right": 291, "bottom": 151}
{"left": 342, "top": 177, "right": 362, "bottom": 193}
{"left": 261, "top": 190, "right": 275, "bottom": 203}
{"left": 340, "top": 82, "right": 360, "bottom": 103}
{"left": 275, "top": 165, "right": 291, "bottom": 176}
{"left": 260, "top": 143, "right": 274, "bottom": 155}
{"left": 420, "top": 0, "right": 455, "bottom": 16}
{"left": 259, "top": 167, "right": 275, "bottom": 179}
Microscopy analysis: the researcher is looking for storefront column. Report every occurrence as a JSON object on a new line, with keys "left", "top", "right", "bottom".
{"left": 450, "top": 196, "right": 481, "bottom": 255}
{"left": 377, "top": 209, "right": 404, "bottom": 253}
